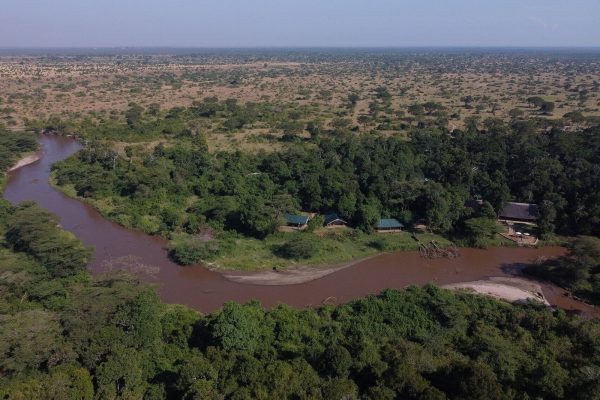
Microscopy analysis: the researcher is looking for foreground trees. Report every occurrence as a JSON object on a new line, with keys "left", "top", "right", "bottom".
{"left": 0, "top": 198, "right": 599, "bottom": 399}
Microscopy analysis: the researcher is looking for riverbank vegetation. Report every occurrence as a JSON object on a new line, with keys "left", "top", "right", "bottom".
{"left": 0, "top": 128, "right": 37, "bottom": 184}
{"left": 49, "top": 101, "right": 600, "bottom": 268}
{"left": 170, "top": 230, "right": 451, "bottom": 271}
{"left": 1, "top": 200, "right": 599, "bottom": 399}
{"left": 526, "top": 236, "right": 600, "bottom": 305}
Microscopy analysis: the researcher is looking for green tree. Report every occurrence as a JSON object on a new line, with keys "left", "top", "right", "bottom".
{"left": 479, "top": 201, "right": 496, "bottom": 219}
{"left": 277, "top": 235, "right": 317, "bottom": 259}
{"left": 319, "top": 345, "right": 353, "bottom": 378}
{"left": 463, "top": 217, "right": 500, "bottom": 248}
{"left": 169, "top": 237, "right": 219, "bottom": 265}
{"left": 237, "top": 196, "right": 278, "bottom": 239}
{"left": 211, "top": 302, "right": 265, "bottom": 352}
{"left": 357, "top": 201, "right": 380, "bottom": 233}
{"left": 5, "top": 203, "right": 92, "bottom": 277}
{"left": 337, "top": 192, "right": 357, "bottom": 220}
{"left": 95, "top": 348, "right": 144, "bottom": 399}
{"left": 0, "top": 310, "right": 63, "bottom": 374}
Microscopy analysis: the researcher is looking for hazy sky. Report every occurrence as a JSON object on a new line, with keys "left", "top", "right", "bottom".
{"left": 1, "top": 0, "right": 599, "bottom": 48}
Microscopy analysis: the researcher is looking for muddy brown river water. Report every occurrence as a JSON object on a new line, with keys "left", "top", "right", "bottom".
{"left": 4, "top": 135, "right": 597, "bottom": 316}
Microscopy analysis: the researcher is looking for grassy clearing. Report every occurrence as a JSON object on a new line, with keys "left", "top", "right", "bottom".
{"left": 210, "top": 229, "right": 453, "bottom": 271}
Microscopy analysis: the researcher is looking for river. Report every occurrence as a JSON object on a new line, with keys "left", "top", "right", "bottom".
{"left": 3, "top": 135, "right": 597, "bottom": 316}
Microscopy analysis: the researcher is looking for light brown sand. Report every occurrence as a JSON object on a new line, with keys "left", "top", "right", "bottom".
{"left": 8, "top": 153, "right": 41, "bottom": 172}
{"left": 443, "top": 277, "right": 549, "bottom": 305}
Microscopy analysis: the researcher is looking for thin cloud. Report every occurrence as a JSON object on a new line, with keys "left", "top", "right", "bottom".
{"left": 527, "top": 16, "right": 559, "bottom": 30}
{"left": 528, "top": 16, "right": 548, "bottom": 28}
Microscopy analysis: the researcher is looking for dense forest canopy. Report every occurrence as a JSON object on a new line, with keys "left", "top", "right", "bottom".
{"left": 1, "top": 197, "right": 599, "bottom": 399}
{"left": 51, "top": 101, "right": 600, "bottom": 246}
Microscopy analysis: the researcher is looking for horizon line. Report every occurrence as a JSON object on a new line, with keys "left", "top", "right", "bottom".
{"left": 2, "top": 45, "right": 600, "bottom": 49}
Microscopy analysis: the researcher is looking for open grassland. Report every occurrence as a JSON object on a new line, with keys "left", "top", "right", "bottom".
{"left": 2, "top": 50, "right": 600, "bottom": 152}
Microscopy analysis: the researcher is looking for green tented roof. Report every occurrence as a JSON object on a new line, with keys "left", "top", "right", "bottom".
{"left": 377, "top": 218, "right": 404, "bottom": 229}
{"left": 324, "top": 213, "right": 347, "bottom": 225}
{"left": 285, "top": 213, "right": 309, "bottom": 225}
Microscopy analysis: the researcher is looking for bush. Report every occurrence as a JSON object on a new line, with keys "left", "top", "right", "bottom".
{"left": 169, "top": 237, "right": 219, "bottom": 265}
{"left": 0, "top": 130, "right": 38, "bottom": 171}
{"left": 276, "top": 235, "right": 317, "bottom": 259}
{"left": 307, "top": 215, "right": 325, "bottom": 232}
{"left": 463, "top": 217, "right": 500, "bottom": 248}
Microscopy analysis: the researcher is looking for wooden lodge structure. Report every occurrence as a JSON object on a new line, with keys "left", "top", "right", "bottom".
{"left": 324, "top": 213, "right": 348, "bottom": 228}
{"left": 377, "top": 218, "right": 404, "bottom": 233}
{"left": 498, "top": 202, "right": 539, "bottom": 224}
{"left": 465, "top": 200, "right": 540, "bottom": 225}
{"left": 465, "top": 199, "right": 540, "bottom": 246}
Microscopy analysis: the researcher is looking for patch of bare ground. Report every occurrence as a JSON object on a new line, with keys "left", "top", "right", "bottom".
{"left": 221, "top": 254, "right": 379, "bottom": 285}
{"left": 8, "top": 151, "right": 42, "bottom": 172}
{"left": 443, "top": 277, "right": 549, "bottom": 305}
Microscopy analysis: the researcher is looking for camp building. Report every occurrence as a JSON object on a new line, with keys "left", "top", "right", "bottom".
{"left": 284, "top": 213, "right": 310, "bottom": 230}
{"left": 377, "top": 218, "right": 404, "bottom": 233}
{"left": 498, "top": 202, "right": 539, "bottom": 224}
{"left": 324, "top": 213, "right": 348, "bottom": 228}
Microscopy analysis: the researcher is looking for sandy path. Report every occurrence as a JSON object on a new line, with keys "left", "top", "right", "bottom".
{"left": 443, "top": 277, "right": 549, "bottom": 305}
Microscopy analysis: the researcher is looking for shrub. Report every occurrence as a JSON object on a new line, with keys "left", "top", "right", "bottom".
{"left": 169, "top": 237, "right": 219, "bottom": 265}
{"left": 276, "top": 235, "right": 317, "bottom": 259}
{"left": 463, "top": 217, "right": 500, "bottom": 248}
{"left": 307, "top": 215, "right": 325, "bottom": 232}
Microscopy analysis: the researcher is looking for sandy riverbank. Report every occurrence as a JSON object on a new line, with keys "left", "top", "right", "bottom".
{"left": 8, "top": 152, "right": 42, "bottom": 172}
{"left": 443, "top": 277, "right": 549, "bottom": 305}
{"left": 221, "top": 255, "right": 381, "bottom": 285}
{"left": 222, "top": 254, "right": 553, "bottom": 306}
{"left": 225, "top": 262, "right": 551, "bottom": 306}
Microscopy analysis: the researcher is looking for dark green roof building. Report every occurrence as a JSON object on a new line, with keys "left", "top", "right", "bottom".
{"left": 324, "top": 213, "right": 347, "bottom": 227}
{"left": 377, "top": 218, "right": 404, "bottom": 231}
{"left": 285, "top": 213, "right": 310, "bottom": 227}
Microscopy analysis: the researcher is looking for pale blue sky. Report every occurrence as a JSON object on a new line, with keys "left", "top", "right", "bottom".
{"left": 1, "top": 0, "right": 599, "bottom": 47}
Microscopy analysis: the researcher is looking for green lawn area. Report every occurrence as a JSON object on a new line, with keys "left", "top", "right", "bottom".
{"left": 210, "top": 229, "right": 453, "bottom": 271}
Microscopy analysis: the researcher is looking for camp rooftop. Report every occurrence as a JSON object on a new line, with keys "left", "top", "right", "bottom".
{"left": 283, "top": 213, "right": 404, "bottom": 233}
